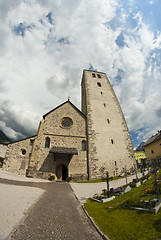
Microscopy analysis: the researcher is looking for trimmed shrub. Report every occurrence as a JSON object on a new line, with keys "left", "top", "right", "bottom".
{"left": 67, "top": 176, "right": 72, "bottom": 182}
{"left": 48, "top": 175, "right": 55, "bottom": 181}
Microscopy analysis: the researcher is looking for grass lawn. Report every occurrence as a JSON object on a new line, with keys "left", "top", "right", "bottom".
{"left": 76, "top": 176, "right": 123, "bottom": 183}
{"left": 84, "top": 171, "right": 161, "bottom": 240}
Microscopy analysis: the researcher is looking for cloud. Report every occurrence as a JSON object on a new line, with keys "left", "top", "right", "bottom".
{"left": 149, "top": 0, "right": 154, "bottom": 4}
{"left": 0, "top": 0, "right": 160, "bottom": 148}
{"left": 155, "top": 106, "right": 161, "bottom": 118}
{"left": 0, "top": 100, "right": 39, "bottom": 140}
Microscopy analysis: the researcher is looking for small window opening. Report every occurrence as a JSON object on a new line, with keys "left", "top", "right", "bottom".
{"left": 115, "top": 161, "right": 117, "bottom": 166}
{"left": 107, "top": 119, "right": 110, "bottom": 124}
{"left": 151, "top": 150, "right": 154, "bottom": 154}
{"left": 97, "top": 74, "right": 101, "bottom": 79}
{"left": 92, "top": 73, "right": 96, "bottom": 78}
{"left": 82, "top": 140, "right": 87, "bottom": 151}
{"left": 30, "top": 139, "right": 34, "bottom": 146}
{"left": 104, "top": 103, "right": 106, "bottom": 107}
{"left": 45, "top": 137, "right": 50, "bottom": 148}
{"left": 21, "top": 149, "right": 26, "bottom": 155}
{"left": 111, "top": 139, "right": 114, "bottom": 144}
{"left": 101, "top": 91, "right": 103, "bottom": 94}
{"left": 97, "top": 82, "right": 102, "bottom": 87}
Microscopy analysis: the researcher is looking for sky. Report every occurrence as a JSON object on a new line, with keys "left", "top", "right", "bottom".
{"left": 0, "top": 0, "right": 161, "bottom": 148}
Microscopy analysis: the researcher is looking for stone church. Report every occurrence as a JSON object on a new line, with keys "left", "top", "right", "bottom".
{"left": 3, "top": 70, "right": 135, "bottom": 181}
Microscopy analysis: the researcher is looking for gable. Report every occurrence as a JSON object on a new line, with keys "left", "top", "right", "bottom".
{"left": 43, "top": 100, "right": 86, "bottom": 120}
{"left": 41, "top": 101, "right": 86, "bottom": 137}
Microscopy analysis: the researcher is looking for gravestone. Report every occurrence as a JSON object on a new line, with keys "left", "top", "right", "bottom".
{"left": 124, "top": 185, "right": 131, "bottom": 193}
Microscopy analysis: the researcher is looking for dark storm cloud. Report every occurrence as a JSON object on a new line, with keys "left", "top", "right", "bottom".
{"left": 0, "top": 100, "right": 37, "bottom": 140}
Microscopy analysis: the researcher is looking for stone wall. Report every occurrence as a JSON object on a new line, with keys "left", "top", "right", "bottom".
{"left": 28, "top": 101, "right": 88, "bottom": 180}
{"left": 3, "top": 137, "right": 35, "bottom": 175}
{"left": 0, "top": 144, "right": 7, "bottom": 158}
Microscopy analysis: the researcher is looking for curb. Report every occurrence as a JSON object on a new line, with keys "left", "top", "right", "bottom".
{"left": 69, "top": 183, "right": 110, "bottom": 240}
{"left": 81, "top": 204, "right": 110, "bottom": 240}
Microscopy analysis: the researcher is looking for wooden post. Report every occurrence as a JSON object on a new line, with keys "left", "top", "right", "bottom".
{"left": 125, "top": 166, "right": 127, "bottom": 185}
{"left": 106, "top": 171, "right": 109, "bottom": 198}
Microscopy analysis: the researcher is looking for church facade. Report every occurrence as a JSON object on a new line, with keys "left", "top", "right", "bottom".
{"left": 3, "top": 70, "right": 135, "bottom": 181}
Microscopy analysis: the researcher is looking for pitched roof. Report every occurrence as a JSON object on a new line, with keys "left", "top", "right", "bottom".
{"left": 50, "top": 147, "right": 78, "bottom": 155}
{"left": 7, "top": 135, "right": 36, "bottom": 145}
{"left": 43, "top": 100, "right": 86, "bottom": 119}
{"left": 143, "top": 130, "right": 161, "bottom": 147}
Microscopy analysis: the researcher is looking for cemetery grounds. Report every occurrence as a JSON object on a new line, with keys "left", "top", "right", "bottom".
{"left": 85, "top": 169, "right": 161, "bottom": 240}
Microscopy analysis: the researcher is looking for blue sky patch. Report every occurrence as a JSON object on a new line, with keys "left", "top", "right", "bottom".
{"left": 13, "top": 23, "right": 34, "bottom": 37}
{"left": 114, "top": 68, "right": 123, "bottom": 84}
{"left": 46, "top": 12, "right": 53, "bottom": 25}
{"left": 58, "top": 37, "right": 70, "bottom": 45}
{"left": 115, "top": 33, "right": 125, "bottom": 47}
{"left": 130, "top": 130, "right": 141, "bottom": 148}
{"left": 88, "top": 64, "right": 97, "bottom": 72}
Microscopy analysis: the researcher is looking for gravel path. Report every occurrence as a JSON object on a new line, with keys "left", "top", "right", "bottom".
{"left": 0, "top": 169, "right": 49, "bottom": 240}
{"left": 70, "top": 172, "right": 144, "bottom": 204}
{"left": 0, "top": 183, "right": 44, "bottom": 240}
{"left": 0, "top": 170, "right": 103, "bottom": 240}
{"left": 0, "top": 168, "right": 145, "bottom": 240}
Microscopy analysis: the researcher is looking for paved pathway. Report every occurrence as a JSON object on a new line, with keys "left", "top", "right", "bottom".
{"left": 70, "top": 172, "right": 146, "bottom": 204}
{"left": 0, "top": 178, "right": 103, "bottom": 240}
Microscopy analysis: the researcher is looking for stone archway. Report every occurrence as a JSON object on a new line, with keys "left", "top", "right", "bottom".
{"left": 49, "top": 147, "right": 78, "bottom": 181}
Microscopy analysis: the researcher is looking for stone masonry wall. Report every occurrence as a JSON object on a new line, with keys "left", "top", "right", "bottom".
{"left": 0, "top": 144, "right": 7, "bottom": 158}
{"left": 3, "top": 137, "right": 35, "bottom": 175}
{"left": 81, "top": 70, "right": 135, "bottom": 179}
{"left": 29, "top": 101, "right": 88, "bottom": 180}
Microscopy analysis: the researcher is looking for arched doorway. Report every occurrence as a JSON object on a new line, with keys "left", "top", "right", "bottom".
{"left": 56, "top": 164, "right": 68, "bottom": 181}
{"left": 62, "top": 165, "right": 68, "bottom": 180}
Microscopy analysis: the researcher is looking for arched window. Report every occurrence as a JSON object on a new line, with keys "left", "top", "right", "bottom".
{"left": 97, "top": 82, "right": 102, "bottom": 87}
{"left": 92, "top": 73, "right": 96, "bottom": 78}
{"left": 82, "top": 140, "right": 87, "bottom": 151}
{"left": 111, "top": 139, "right": 114, "bottom": 144}
{"left": 45, "top": 137, "right": 50, "bottom": 148}
{"left": 97, "top": 74, "right": 101, "bottom": 79}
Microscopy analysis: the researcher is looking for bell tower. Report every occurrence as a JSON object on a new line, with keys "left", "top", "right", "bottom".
{"left": 81, "top": 70, "right": 135, "bottom": 179}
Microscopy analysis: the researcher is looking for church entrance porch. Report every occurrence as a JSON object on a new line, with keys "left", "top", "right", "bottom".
{"left": 55, "top": 153, "right": 70, "bottom": 181}
{"left": 56, "top": 164, "right": 68, "bottom": 181}
{"left": 50, "top": 147, "right": 78, "bottom": 181}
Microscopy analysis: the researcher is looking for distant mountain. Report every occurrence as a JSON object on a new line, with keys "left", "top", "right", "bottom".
{"left": 0, "top": 130, "right": 11, "bottom": 143}
{"left": 136, "top": 142, "right": 145, "bottom": 151}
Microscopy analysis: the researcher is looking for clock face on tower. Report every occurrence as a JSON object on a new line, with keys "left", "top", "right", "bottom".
{"left": 60, "top": 117, "right": 73, "bottom": 128}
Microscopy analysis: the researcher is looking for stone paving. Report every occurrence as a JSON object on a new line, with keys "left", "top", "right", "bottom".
{"left": 0, "top": 178, "right": 103, "bottom": 240}
{"left": 0, "top": 171, "right": 146, "bottom": 240}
